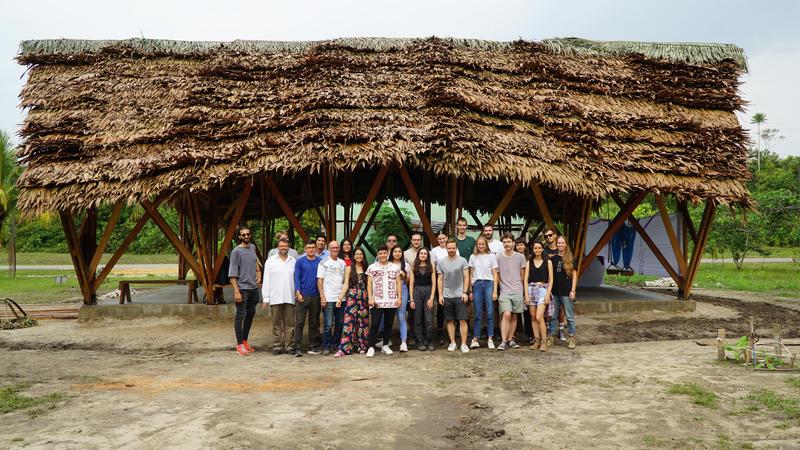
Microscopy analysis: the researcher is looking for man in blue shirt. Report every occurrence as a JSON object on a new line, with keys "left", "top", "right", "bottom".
{"left": 293, "top": 240, "right": 322, "bottom": 356}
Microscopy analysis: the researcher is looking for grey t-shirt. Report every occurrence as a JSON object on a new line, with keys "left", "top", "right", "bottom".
{"left": 229, "top": 245, "right": 259, "bottom": 290}
{"left": 436, "top": 256, "right": 469, "bottom": 298}
{"left": 496, "top": 251, "right": 526, "bottom": 295}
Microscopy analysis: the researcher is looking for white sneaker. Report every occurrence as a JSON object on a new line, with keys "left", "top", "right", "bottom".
{"left": 559, "top": 329, "right": 567, "bottom": 342}
{"left": 487, "top": 338, "right": 496, "bottom": 349}
{"left": 399, "top": 342, "right": 408, "bottom": 352}
{"left": 382, "top": 345, "right": 393, "bottom": 355}
{"left": 460, "top": 344, "right": 470, "bottom": 353}
{"left": 447, "top": 342, "right": 457, "bottom": 352}
{"left": 366, "top": 347, "right": 375, "bottom": 358}
{"left": 470, "top": 339, "right": 480, "bottom": 349}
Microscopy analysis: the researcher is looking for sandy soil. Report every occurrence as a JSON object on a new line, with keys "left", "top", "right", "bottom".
{"left": 1, "top": 298, "right": 799, "bottom": 449}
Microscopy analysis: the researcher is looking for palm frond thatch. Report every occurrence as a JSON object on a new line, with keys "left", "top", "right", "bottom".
{"left": 14, "top": 36, "right": 751, "bottom": 215}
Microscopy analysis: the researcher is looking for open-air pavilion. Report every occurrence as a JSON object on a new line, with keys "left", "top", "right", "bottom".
{"left": 15, "top": 37, "right": 751, "bottom": 305}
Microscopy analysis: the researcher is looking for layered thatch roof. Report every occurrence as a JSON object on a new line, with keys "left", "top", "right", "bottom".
{"left": 16, "top": 37, "right": 751, "bottom": 215}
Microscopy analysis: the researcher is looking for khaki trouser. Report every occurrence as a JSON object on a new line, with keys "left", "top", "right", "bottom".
{"left": 271, "top": 303, "right": 295, "bottom": 351}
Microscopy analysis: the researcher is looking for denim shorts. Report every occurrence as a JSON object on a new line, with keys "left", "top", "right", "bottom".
{"left": 527, "top": 283, "right": 549, "bottom": 306}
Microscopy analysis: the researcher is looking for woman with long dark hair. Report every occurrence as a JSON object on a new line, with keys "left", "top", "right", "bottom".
{"left": 335, "top": 247, "right": 370, "bottom": 357}
{"left": 524, "top": 241, "right": 553, "bottom": 352}
{"left": 340, "top": 239, "right": 354, "bottom": 267}
{"left": 390, "top": 245, "right": 411, "bottom": 352}
{"left": 547, "top": 235, "right": 578, "bottom": 349}
{"left": 409, "top": 247, "right": 435, "bottom": 351}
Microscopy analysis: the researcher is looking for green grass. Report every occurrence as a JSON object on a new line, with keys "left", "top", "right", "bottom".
{"left": 0, "top": 270, "right": 183, "bottom": 304}
{"left": 746, "top": 389, "right": 800, "bottom": 420}
{"left": 606, "top": 262, "right": 800, "bottom": 298}
{"left": 667, "top": 383, "right": 718, "bottom": 408}
{"left": 0, "top": 383, "right": 66, "bottom": 415}
{"left": 788, "top": 377, "right": 800, "bottom": 390}
{"left": 12, "top": 252, "right": 177, "bottom": 265}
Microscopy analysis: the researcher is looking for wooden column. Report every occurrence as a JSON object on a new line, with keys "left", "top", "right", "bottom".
{"left": 681, "top": 201, "right": 716, "bottom": 299}
{"left": 348, "top": 165, "right": 389, "bottom": 242}
{"left": 397, "top": 165, "right": 436, "bottom": 244}
{"left": 486, "top": 181, "right": 520, "bottom": 227}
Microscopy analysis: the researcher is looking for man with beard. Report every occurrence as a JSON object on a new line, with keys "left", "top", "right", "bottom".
{"left": 229, "top": 226, "right": 261, "bottom": 356}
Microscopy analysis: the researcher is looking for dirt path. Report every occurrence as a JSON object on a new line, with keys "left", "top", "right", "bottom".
{"left": 1, "top": 298, "right": 799, "bottom": 448}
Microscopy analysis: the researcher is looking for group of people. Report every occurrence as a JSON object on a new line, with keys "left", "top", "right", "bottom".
{"left": 228, "top": 219, "right": 579, "bottom": 358}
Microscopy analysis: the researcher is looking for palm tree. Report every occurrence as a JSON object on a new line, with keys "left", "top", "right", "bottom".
{"left": 0, "top": 130, "right": 21, "bottom": 276}
{"left": 750, "top": 113, "right": 767, "bottom": 172}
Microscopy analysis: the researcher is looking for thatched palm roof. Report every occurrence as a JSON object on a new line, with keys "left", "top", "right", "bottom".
{"left": 15, "top": 37, "right": 751, "bottom": 215}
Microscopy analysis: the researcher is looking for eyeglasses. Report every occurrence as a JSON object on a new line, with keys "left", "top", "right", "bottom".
{"left": 240, "top": 233, "right": 251, "bottom": 237}
{"left": 545, "top": 233, "right": 554, "bottom": 238}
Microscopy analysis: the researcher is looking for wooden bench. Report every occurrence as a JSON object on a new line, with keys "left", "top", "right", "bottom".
{"left": 118, "top": 279, "right": 198, "bottom": 304}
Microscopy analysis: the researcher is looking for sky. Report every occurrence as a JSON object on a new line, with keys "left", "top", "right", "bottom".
{"left": 2, "top": 0, "right": 798, "bottom": 156}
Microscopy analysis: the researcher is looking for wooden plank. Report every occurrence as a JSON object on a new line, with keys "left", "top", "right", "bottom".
{"left": 397, "top": 165, "right": 436, "bottom": 244}
{"left": 531, "top": 183, "right": 556, "bottom": 232}
{"left": 611, "top": 194, "right": 682, "bottom": 286}
{"left": 683, "top": 201, "right": 716, "bottom": 298}
{"left": 389, "top": 196, "right": 413, "bottom": 237}
{"left": 349, "top": 165, "right": 390, "bottom": 242}
{"left": 654, "top": 194, "right": 689, "bottom": 276}
{"left": 89, "top": 201, "right": 124, "bottom": 275}
{"left": 93, "top": 195, "right": 166, "bottom": 290}
{"left": 265, "top": 176, "right": 310, "bottom": 243}
{"left": 486, "top": 181, "right": 520, "bottom": 227}
{"left": 580, "top": 191, "right": 646, "bottom": 275}
{"left": 212, "top": 180, "right": 254, "bottom": 282}
{"left": 141, "top": 199, "right": 204, "bottom": 279}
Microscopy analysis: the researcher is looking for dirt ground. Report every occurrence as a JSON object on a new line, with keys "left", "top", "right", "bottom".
{"left": 2, "top": 297, "right": 800, "bottom": 449}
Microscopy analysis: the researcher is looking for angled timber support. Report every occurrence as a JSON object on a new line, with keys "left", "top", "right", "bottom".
{"left": 681, "top": 201, "right": 716, "bottom": 299}
{"left": 348, "top": 165, "right": 389, "bottom": 243}
{"left": 265, "top": 175, "right": 310, "bottom": 243}
{"left": 486, "top": 181, "right": 520, "bottom": 227}
{"left": 397, "top": 165, "right": 436, "bottom": 244}
{"left": 579, "top": 191, "right": 646, "bottom": 276}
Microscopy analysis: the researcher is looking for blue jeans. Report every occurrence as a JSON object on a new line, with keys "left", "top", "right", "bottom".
{"left": 549, "top": 295, "right": 575, "bottom": 336}
{"left": 472, "top": 280, "right": 494, "bottom": 338}
{"left": 396, "top": 283, "right": 409, "bottom": 341}
{"left": 322, "top": 301, "right": 343, "bottom": 350}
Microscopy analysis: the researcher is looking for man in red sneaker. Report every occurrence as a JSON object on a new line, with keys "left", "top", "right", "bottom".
{"left": 229, "top": 226, "right": 261, "bottom": 355}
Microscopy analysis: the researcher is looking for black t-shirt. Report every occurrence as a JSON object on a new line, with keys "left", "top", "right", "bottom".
{"left": 528, "top": 258, "right": 549, "bottom": 283}
{"left": 550, "top": 254, "right": 572, "bottom": 296}
{"left": 413, "top": 265, "right": 433, "bottom": 287}
{"left": 544, "top": 246, "right": 559, "bottom": 261}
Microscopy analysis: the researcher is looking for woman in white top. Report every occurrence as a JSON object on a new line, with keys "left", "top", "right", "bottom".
{"left": 390, "top": 245, "right": 411, "bottom": 352}
{"left": 468, "top": 235, "right": 499, "bottom": 349}
{"left": 365, "top": 245, "right": 402, "bottom": 357}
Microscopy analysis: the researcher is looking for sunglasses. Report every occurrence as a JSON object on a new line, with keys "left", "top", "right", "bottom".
{"left": 545, "top": 233, "right": 554, "bottom": 238}
{"left": 240, "top": 233, "right": 251, "bottom": 237}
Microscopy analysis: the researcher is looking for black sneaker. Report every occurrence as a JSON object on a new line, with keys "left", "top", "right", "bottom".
{"left": 293, "top": 349, "right": 303, "bottom": 357}
{"left": 427, "top": 345, "right": 435, "bottom": 352}
{"left": 509, "top": 340, "right": 520, "bottom": 349}
{"left": 417, "top": 345, "right": 427, "bottom": 351}
{"left": 272, "top": 348, "right": 282, "bottom": 355}
{"left": 307, "top": 347, "right": 322, "bottom": 355}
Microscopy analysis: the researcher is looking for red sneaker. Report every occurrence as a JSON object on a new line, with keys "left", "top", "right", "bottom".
{"left": 236, "top": 344, "right": 250, "bottom": 356}
{"left": 242, "top": 340, "right": 255, "bottom": 353}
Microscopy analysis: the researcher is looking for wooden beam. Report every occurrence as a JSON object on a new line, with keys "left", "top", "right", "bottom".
{"left": 356, "top": 196, "right": 385, "bottom": 248}
{"left": 397, "top": 165, "right": 436, "bottom": 244}
{"left": 654, "top": 194, "right": 689, "bottom": 276}
{"left": 265, "top": 176, "right": 310, "bottom": 243}
{"left": 677, "top": 200, "right": 698, "bottom": 244}
{"left": 611, "top": 194, "right": 682, "bottom": 286}
{"left": 348, "top": 165, "right": 389, "bottom": 242}
{"left": 467, "top": 209, "right": 484, "bottom": 229}
{"left": 141, "top": 199, "right": 204, "bottom": 279}
{"left": 580, "top": 191, "right": 646, "bottom": 275}
{"left": 212, "top": 181, "right": 254, "bottom": 282}
{"left": 486, "top": 181, "right": 520, "bottom": 227}
{"left": 520, "top": 216, "right": 535, "bottom": 239}
{"left": 60, "top": 210, "right": 92, "bottom": 303}
{"left": 389, "top": 196, "right": 413, "bottom": 237}
{"left": 531, "top": 183, "right": 556, "bottom": 232}
{"left": 187, "top": 194, "right": 211, "bottom": 288}
{"left": 88, "top": 201, "right": 124, "bottom": 275}
{"left": 683, "top": 201, "right": 716, "bottom": 298}
{"left": 574, "top": 198, "right": 593, "bottom": 269}
{"left": 93, "top": 196, "right": 166, "bottom": 290}
{"left": 531, "top": 222, "right": 546, "bottom": 241}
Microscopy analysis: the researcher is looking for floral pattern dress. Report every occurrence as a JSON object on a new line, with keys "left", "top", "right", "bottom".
{"left": 338, "top": 271, "right": 369, "bottom": 354}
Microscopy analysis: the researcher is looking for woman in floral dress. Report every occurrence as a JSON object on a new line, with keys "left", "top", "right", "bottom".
{"left": 335, "top": 248, "right": 370, "bottom": 357}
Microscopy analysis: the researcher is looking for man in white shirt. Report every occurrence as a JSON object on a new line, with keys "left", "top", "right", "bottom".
{"left": 317, "top": 240, "right": 347, "bottom": 355}
{"left": 483, "top": 225, "right": 504, "bottom": 255}
{"left": 267, "top": 231, "right": 299, "bottom": 259}
{"left": 261, "top": 238, "right": 297, "bottom": 355}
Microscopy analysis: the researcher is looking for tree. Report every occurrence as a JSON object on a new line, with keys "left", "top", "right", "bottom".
{"left": 367, "top": 203, "right": 413, "bottom": 252}
{"left": 710, "top": 208, "right": 767, "bottom": 269}
{"left": 0, "top": 131, "right": 22, "bottom": 275}
{"left": 750, "top": 112, "right": 767, "bottom": 172}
